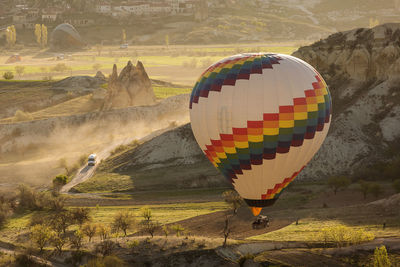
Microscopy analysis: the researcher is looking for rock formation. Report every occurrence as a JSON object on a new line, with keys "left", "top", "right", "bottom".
{"left": 103, "top": 61, "right": 156, "bottom": 110}
{"left": 292, "top": 23, "right": 400, "bottom": 179}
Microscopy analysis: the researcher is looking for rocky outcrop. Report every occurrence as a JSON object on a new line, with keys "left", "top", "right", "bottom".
{"left": 53, "top": 75, "right": 105, "bottom": 91}
{"left": 103, "top": 61, "right": 156, "bottom": 110}
{"left": 292, "top": 23, "right": 400, "bottom": 179}
{"left": 293, "top": 23, "right": 400, "bottom": 83}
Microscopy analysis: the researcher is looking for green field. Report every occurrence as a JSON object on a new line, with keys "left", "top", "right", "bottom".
{"left": 0, "top": 44, "right": 299, "bottom": 85}
{"left": 153, "top": 86, "right": 192, "bottom": 99}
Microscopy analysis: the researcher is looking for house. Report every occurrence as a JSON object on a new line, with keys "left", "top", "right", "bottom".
{"left": 149, "top": 2, "right": 171, "bottom": 14}
{"left": 42, "top": 13, "right": 58, "bottom": 22}
{"left": 96, "top": 4, "right": 112, "bottom": 14}
{"left": 63, "top": 18, "right": 95, "bottom": 26}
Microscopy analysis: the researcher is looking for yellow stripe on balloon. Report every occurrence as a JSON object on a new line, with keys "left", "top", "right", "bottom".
{"left": 223, "top": 147, "right": 236, "bottom": 154}
{"left": 307, "top": 104, "right": 318, "bottom": 112}
{"left": 248, "top": 135, "right": 263, "bottom": 142}
{"left": 263, "top": 128, "right": 279, "bottom": 135}
{"left": 279, "top": 120, "right": 294, "bottom": 128}
{"left": 294, "top": 112, "right": 307, "bottom": 120}
{"left": 316, "top": 95, "right": 325, "bottom": 103}
{"left": 216, "top": 152, "right": 227, "bottom": 159}
{"left": 235, "top": 141, "right": 249, "bottom": 149}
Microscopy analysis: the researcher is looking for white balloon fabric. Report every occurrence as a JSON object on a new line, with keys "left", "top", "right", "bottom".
{"left": 189, "top": 53, "right": 332, "bottom": 215}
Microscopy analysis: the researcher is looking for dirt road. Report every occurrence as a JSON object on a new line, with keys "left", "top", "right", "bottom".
{"left": 61, "top": 126, "right": 176, "bottom": 193}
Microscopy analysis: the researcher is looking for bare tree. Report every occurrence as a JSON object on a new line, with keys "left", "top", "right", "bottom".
{"left": 141, "top": 220, "right": 160, "bottom": 238}
{"left": 82, "top": 223, "right": 97, "bottom": 242}
{"left": 222, "top": 190, "right": 243, "bottom": 214}
{"left": 70, "top": 230, "right": 84, "bottom": 251}
{"left": 30, "top": 225, "right": 52, "bottom": 253}
{"left": 51, "top": 211, "right": 74, "bottom": 234}
{"left": 171, "top": 224, "right": 185, "bottom": 237}
{"left": 51, "top": 232, "right": 66, "bottom": 254}
{"left": 223, "top": 215, "right": 231, "bottom": 247}
{"left": 327, "top": 176, "right": 351, "bottom": 195}
{"left": 15, "top": 66, "right": 25, "bottom": 79}
{"left": 141, "top": 206, "right": 152, "bottom": 222}
{"left": 112, "top": 211, "right": 134, "bottom": 236}
{"left": 71, "top": 207, "right": 91, "bottom": 226}
{"left": 97, "top": 224, "right": 111, "bottom": 241}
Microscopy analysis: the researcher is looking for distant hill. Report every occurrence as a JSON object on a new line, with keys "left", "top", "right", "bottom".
{"left": 13, "top": 0, "right": 400, "bottom": 46}
{"left": 76, "top": 0, "right": 400, "bottom": 45}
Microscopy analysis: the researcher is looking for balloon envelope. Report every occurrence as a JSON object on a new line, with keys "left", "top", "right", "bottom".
{"left": 189, "top": 53, "right": 332, "bottom": 216}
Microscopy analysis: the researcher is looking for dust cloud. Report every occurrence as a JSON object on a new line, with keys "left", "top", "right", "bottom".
{"left": 0, "top": 95, "right": 190, "bottom": 188}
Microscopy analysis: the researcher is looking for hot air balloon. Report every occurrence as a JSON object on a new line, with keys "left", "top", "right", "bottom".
{"left": 189, "top": 53, "right": 332, "bottom": 216}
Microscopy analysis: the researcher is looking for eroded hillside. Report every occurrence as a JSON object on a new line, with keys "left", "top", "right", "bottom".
{"left": 293, "top": 23, "right": 400, "bottom": 178}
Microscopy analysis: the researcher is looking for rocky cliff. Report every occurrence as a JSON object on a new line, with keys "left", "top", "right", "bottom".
{"left": 103, "top": 61, "right": 156, "bottom": 110}
{"left": 293, "top": 23, "right": 400, "bottom": 178}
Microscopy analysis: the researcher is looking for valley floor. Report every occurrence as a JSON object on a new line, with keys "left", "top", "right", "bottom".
{"left": 1, "top": 179, "right": 399, "bottom": 266}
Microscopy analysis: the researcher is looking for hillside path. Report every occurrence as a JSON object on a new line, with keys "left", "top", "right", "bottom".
{"left": 61, "top": 126, "right": 175, "bottom": 193}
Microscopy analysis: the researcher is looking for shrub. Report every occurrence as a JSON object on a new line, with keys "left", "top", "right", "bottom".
{"left": 222, "top": 190, "right": 242, "bottom": 214}
{"left": 15, "top": 253, "right": 36, "bottom": 266}
{"left": 127, "top": 240, "right": 139, "bottom": 249}
{"left": 17, "top": 184, "right": 41, "bottom": 211}
{"left": 140, "top": 206, "right": 152, "bottom": 222}
{"left": 71, "top": 207, "right": 91, "bottom": 225}
{"left": 162, "top": 225, "right": 169, "bottom": 238}
{"left": 327, "top": 176, "right": 351, "bottom": 195}
{"left": 51, "top": 63, "right": 68, "bottom": 73}
{"left": 320, "top": 225, "right": 375, "bottom": 247}
{"left": 0, "top": 211, "right": 9, "bottom": 230}
{"left": 369, "top": 183, "right": 383, "bottom": 198}
{"left": 51, "top": 233, "right": 66, "bottom": 254}
{"left": 51, "top": 211, "right": 74, "bottom": 234}
{"left": 69, "top": 230, "right": 84, "bottom": 251}
{"left": 112, "top": 210, "right": 134, "bottom": 236}
{"left": 373, "top": 245, "right": 391, "bottom": 267}
{"left": 140, "top": 220, "right": 160, "bottom": 238}
{"left": 92, "top": 63, "right": 102, "bottom": 71}
{"left": 97, "top": 224, "right": 111, "bottom": 241}
{"left": 103, "top": 255, "right": 126, "bottom": 267}
{"left": 358, "top": 180, "right": 370, "bottom": 199}
{"left": 95, "top": 240, "right": 116, "bottom": 256}
{"left": 82, "top": 223, "right": 97, "bottom": 242}
{"left": 30, "top": 224, "right": 53, "bottom": 252}
{"left": 15, "top": 66, "right": 25, "bottom": 78}
{"left": 86, "top": 255, "right": 125, "bottom": 267}
{"left": 392, "top": 179, "right": 400, "bottom": 193}
{"left": 53, "top": 174, "right": 68, "bottom": 192}
{"left": 171, "top": 224, "right": 185, "bottom": 237}
{"left": 3, "top": 71, "right": 14, "bottom": 80}
{"left": 13, "top": 110, "right": 33, "bottom": 122}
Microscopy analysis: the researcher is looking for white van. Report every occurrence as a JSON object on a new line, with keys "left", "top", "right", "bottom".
{"left": 88, "top": 154, "right": 97, "bottom": 166}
